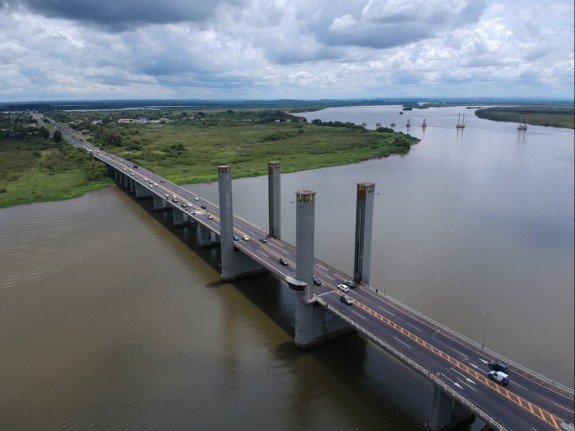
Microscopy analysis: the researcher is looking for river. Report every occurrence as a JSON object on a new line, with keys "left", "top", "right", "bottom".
{"left": 0, "top": 105, "right": 572, "bottom": 430}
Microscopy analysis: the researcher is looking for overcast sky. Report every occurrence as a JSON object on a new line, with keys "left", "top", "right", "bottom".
{"left": 1, "top": 0, "right": 573, "bottom": 101}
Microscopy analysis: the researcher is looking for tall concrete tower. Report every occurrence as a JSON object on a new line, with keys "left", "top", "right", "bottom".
{"left": 218, "top": 165, "right": 235, "bottom": 281}
{"left": 353, "top": 182, "right": 375, "bottom": 284}
{"left": 268, "top": 161, "right": 281, "bottom": 238}
{"left": 296, "top": 190, "right": 316, "bottom": 302}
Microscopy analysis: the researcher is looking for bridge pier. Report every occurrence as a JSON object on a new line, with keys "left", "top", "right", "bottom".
{"left": 217, "top": 166, "right": 266, "bottom": 281}
{"left": 428, "top": 386, "right": 474, "bottom": 430}
{"left": 129, "top": 178, "right": 135, "bottom": 194}
{"left": 135, "top": 182, "right": 153, "bottom": 199}
{"left": 122, "top": 173, "right": 129, "bottom": 189}
{"left": 194, "top": 223, "right": 216, "bottom": 247}
{"left": 353, "top": 182, "right": 375, "bottom": 284}
{"left": 268, "top": 161, "right": 281, "bottom": 238}
{"left": 294, "top": 190, "right": 352, "bottom": 350}
{"left": 152, "top": 195, "right": 169, "bottom": 211}
{"left": 172, "top": 208, "right": 187, "bottom": 227}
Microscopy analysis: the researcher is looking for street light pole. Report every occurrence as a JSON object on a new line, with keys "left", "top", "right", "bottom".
{"left": 481, "top": 311, "right": 488, "bottom": 350}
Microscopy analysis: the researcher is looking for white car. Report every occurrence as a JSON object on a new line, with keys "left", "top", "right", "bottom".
{"left": 194, "top": 196, "right": 199, "bottom": 201}
{"left": 242, "top": 236, "right": 250, "bottom": 241}
{"left": 338, "top": 284, "right": 350, "bottom": 293}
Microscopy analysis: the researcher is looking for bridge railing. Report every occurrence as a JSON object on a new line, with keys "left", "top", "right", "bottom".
{"left": 317, "top": 297, "right": 510, "bottom": 431}
{"left": 87, "top": 137, "right": 573, "bottom": 396}
{"left": 357, "top": 280, "right": 574, "bottom": 396}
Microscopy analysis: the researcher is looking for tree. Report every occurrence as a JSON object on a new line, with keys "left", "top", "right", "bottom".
{"left": 53, "top": 130, "right": 63, "bottom": 143}
{"left": 39, "top": 126, "right": 50, "bottom": 139}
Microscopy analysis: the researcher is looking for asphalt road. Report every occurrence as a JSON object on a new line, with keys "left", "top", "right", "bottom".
{"left": 50, "top": 118, "right": 574, "bottom": 431}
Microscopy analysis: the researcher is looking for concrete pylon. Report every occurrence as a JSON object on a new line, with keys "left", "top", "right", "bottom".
{"left": 218, "top": 165, "right": 236, "bottom": 281}
{"left": 296, "top": 190, "right": 316, "bottom": 302}
{"left": 353, "top": 182, "right": 375, "bottom": 284}
{"left": 268, "top": 161, "right": 281, "bottom": 238}
{"left": 293, "top": 189, "right": 352, "bottom": 349}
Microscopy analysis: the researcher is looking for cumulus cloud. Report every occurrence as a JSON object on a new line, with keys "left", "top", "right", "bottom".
{"left": 0, "top": 0, "right": 573, "bottom": 100}
{"left": 1, "top": 0, "right": 246, "bottom": 31}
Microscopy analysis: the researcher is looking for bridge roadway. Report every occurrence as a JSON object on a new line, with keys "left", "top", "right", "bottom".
{"left": 50, "top": 119, "right": 574, "bottom": 431}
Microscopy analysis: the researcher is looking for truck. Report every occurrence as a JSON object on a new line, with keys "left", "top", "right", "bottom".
{"left": 487, "top": 371, "right": 509, "bottom": 386}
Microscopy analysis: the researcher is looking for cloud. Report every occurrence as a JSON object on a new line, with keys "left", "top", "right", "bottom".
{"left": 0, "top": 0, "right": 573, "bottom": 101}
{"left": 2, "top": 0, "right": 245, "bottom": 31}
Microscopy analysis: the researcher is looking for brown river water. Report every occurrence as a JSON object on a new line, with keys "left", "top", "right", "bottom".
{"left": 0, "top": 106, "right": 572, "bottom": 430}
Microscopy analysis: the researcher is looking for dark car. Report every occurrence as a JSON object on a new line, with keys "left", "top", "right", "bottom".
{"left": 488, "top": 361, "right": 509, "bottom": 373}
{"left": 201, "top": 204, "right": 207, "bottom": 209}
{"left": 343, "top": 280, "right": 356, "bottom": 288}
{"left": 279, "top": 258, "right": 289, "bottom": 266}
{"left": 340, "top": 294, "right": 353, "bottom": 305}
{"left": 313, "top": 276, "right": 321, "bottom": 286}
{"left": 233, "top": 235, "right": 240, "bottom": 241}
{"left": 260, "top": 237, "right": 268, "bottom": 243}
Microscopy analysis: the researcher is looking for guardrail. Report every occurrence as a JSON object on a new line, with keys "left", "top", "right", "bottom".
{"left": 317, "top": 297, "right": 509, "bottom": 431}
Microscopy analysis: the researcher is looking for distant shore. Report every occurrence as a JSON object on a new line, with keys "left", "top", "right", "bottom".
{"left": 474, "top": 106, "right": 574, "bottom": 129}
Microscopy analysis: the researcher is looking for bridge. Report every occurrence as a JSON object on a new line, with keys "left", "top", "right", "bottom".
{"left": 46, "top": 117, "right": 574, "bottom": 431}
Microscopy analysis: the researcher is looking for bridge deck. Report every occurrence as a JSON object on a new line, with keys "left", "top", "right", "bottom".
{"left": 52, "top": 119, "right": 574, "bottom": 431}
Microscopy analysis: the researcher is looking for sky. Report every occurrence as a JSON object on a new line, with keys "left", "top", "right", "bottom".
{"left": 0, "top": 0, "right": 573, "bottom": 102}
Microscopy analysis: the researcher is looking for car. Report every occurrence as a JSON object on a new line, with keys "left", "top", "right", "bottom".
{"left": 279, "top": 258, "right": 289, "bottom": 266}
{"left": 488, "top": 361, "right": 509, "bottom": 373}
{"left": 313, "top": 276, "right": 321, "bottom": 286}
{"left": 487, "top": 371, "right": 509, "bottom": 386}
{"left": 338, "top": 284, "right": 350, "bottom": 293}
{"left": 133, "top": 164, "right": 138, "bottom": 169}
{"left": 340, "top": 294, "right": 353, "bottom": 305}
{"left": 182, "top": 203, "right": 187, "bottom": 208}
{"left": 343, "top": 280, "right": 356, "bottom": 288}
{"left": 233, "top": 235, "right": 240, "bottom": 241}
{"left": 165, "top": 193, "right": 170, "bottom": 199}
{"left": 201, "top": 204, "right": 206, "bottom": 209}
{"left": 260, "top": 237, "right": 268, "bottom": 243}
{"left": 207, "top": 214, "right": 214, "bottom": 220}
{"left": 242, "top": 236, "right": 250, "bottom": 241}
{"left": 194, "top": 196, "right": 199, "bottom": 201}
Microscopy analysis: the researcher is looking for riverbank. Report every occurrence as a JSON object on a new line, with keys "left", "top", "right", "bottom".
{"left": 475, "top": 106, "right": 574, "bottom": 129}
{"left": 1, "top": 110, "right": 418, "bottom": 207}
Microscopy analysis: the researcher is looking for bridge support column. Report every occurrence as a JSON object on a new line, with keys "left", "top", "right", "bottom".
{"left": 172, "top": 208, "right": 187, "bottom": 226}
{"left": 153, "top": 195, "right": 169, "bottom": 211}
{"left": 427, "top": 386, "right": 474, "bottom": 431}
{"left": 294, "top": 190, "right": 352, "bottom": 349}
{"left": 429, "top": 386, "right": 453, "bottom": 430}
{"left": 135, "top": 182, "right": 153, "bottom": 199}
{"left": 268, "top": 161, "right": 281, "bottom": 238}
{"left": 122, "top": 173, "right": 129, "bottom": 188}
{"left": 194, "top": 224, "right": 215, "bottom": 247}
{"left": 217, "top": 166, "right": 266, "bottom": 282}
{"left": 353, "top": 182, "right": 375, "bottom": 284}
{"left": 129, "top": 179, "right": 135, "bottom": 194}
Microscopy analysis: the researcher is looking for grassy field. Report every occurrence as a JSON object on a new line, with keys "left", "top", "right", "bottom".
{"left": 475, "top": 106, "right": 574, "bottom": 129}
{"left": 1, "top": 110, "right": 417, "bottom": 208}
{"left": 0, "top": 126, "right": 110, "bottom": 208}
{"left": 86, "top": 121, "right": 418, "bottom": 184}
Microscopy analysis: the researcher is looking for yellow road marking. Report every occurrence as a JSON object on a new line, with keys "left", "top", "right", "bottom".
{"left": 349, "top": 299, "right": 563, "bottom": 430}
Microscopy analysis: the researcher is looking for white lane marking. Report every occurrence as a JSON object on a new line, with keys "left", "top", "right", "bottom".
{"left": 317, "top": 291, "right": 334, "bottom": 298}
{"left": 510, "top": 381, "right": 529, "bottom": 391}
{"left": 451, "top": 368, "right": 477, "bottom": 385}
{"left": 478, "top": 358, "right": 489, "bottom": 364}
{"left": 378, "top": 306, "right": 396, "bottom": 316}
{"left": 553, "top": 402, "right": 575, "bottom": 413}
{"left": 406, "top": 322, "right": 423, "bottom": 332}
{"left": 350, "top": 310, "right": 367, "bottom": 320}
{"left": 442, "top": 343, "right": 467, "bottom": 358}
{"left": 393, "top": 337, "right": 412, "bottom": 349}
{"left": 456, "top": 378, "right": 477, "bottom": 392}
{"left": 324, "top": 274, "right": 334, "bottom": 281}
{"left": 453, "top": 382, "right": 464, "bottom": 389}
{"left": 469, "top": 363, "right": 481, "bottom": 370}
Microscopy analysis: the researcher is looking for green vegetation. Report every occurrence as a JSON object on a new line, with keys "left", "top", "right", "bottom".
{"left": 1, "top": 108, "right": 418, "bottom": 207}
{"left": 475, "top": 106, "right": 574, "bottom": 129}
{"left": 73, "top": 110, "right": 417, "bottom": 184}
{"left": 0, "top": 113, "right": 110, "bottom": 208}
